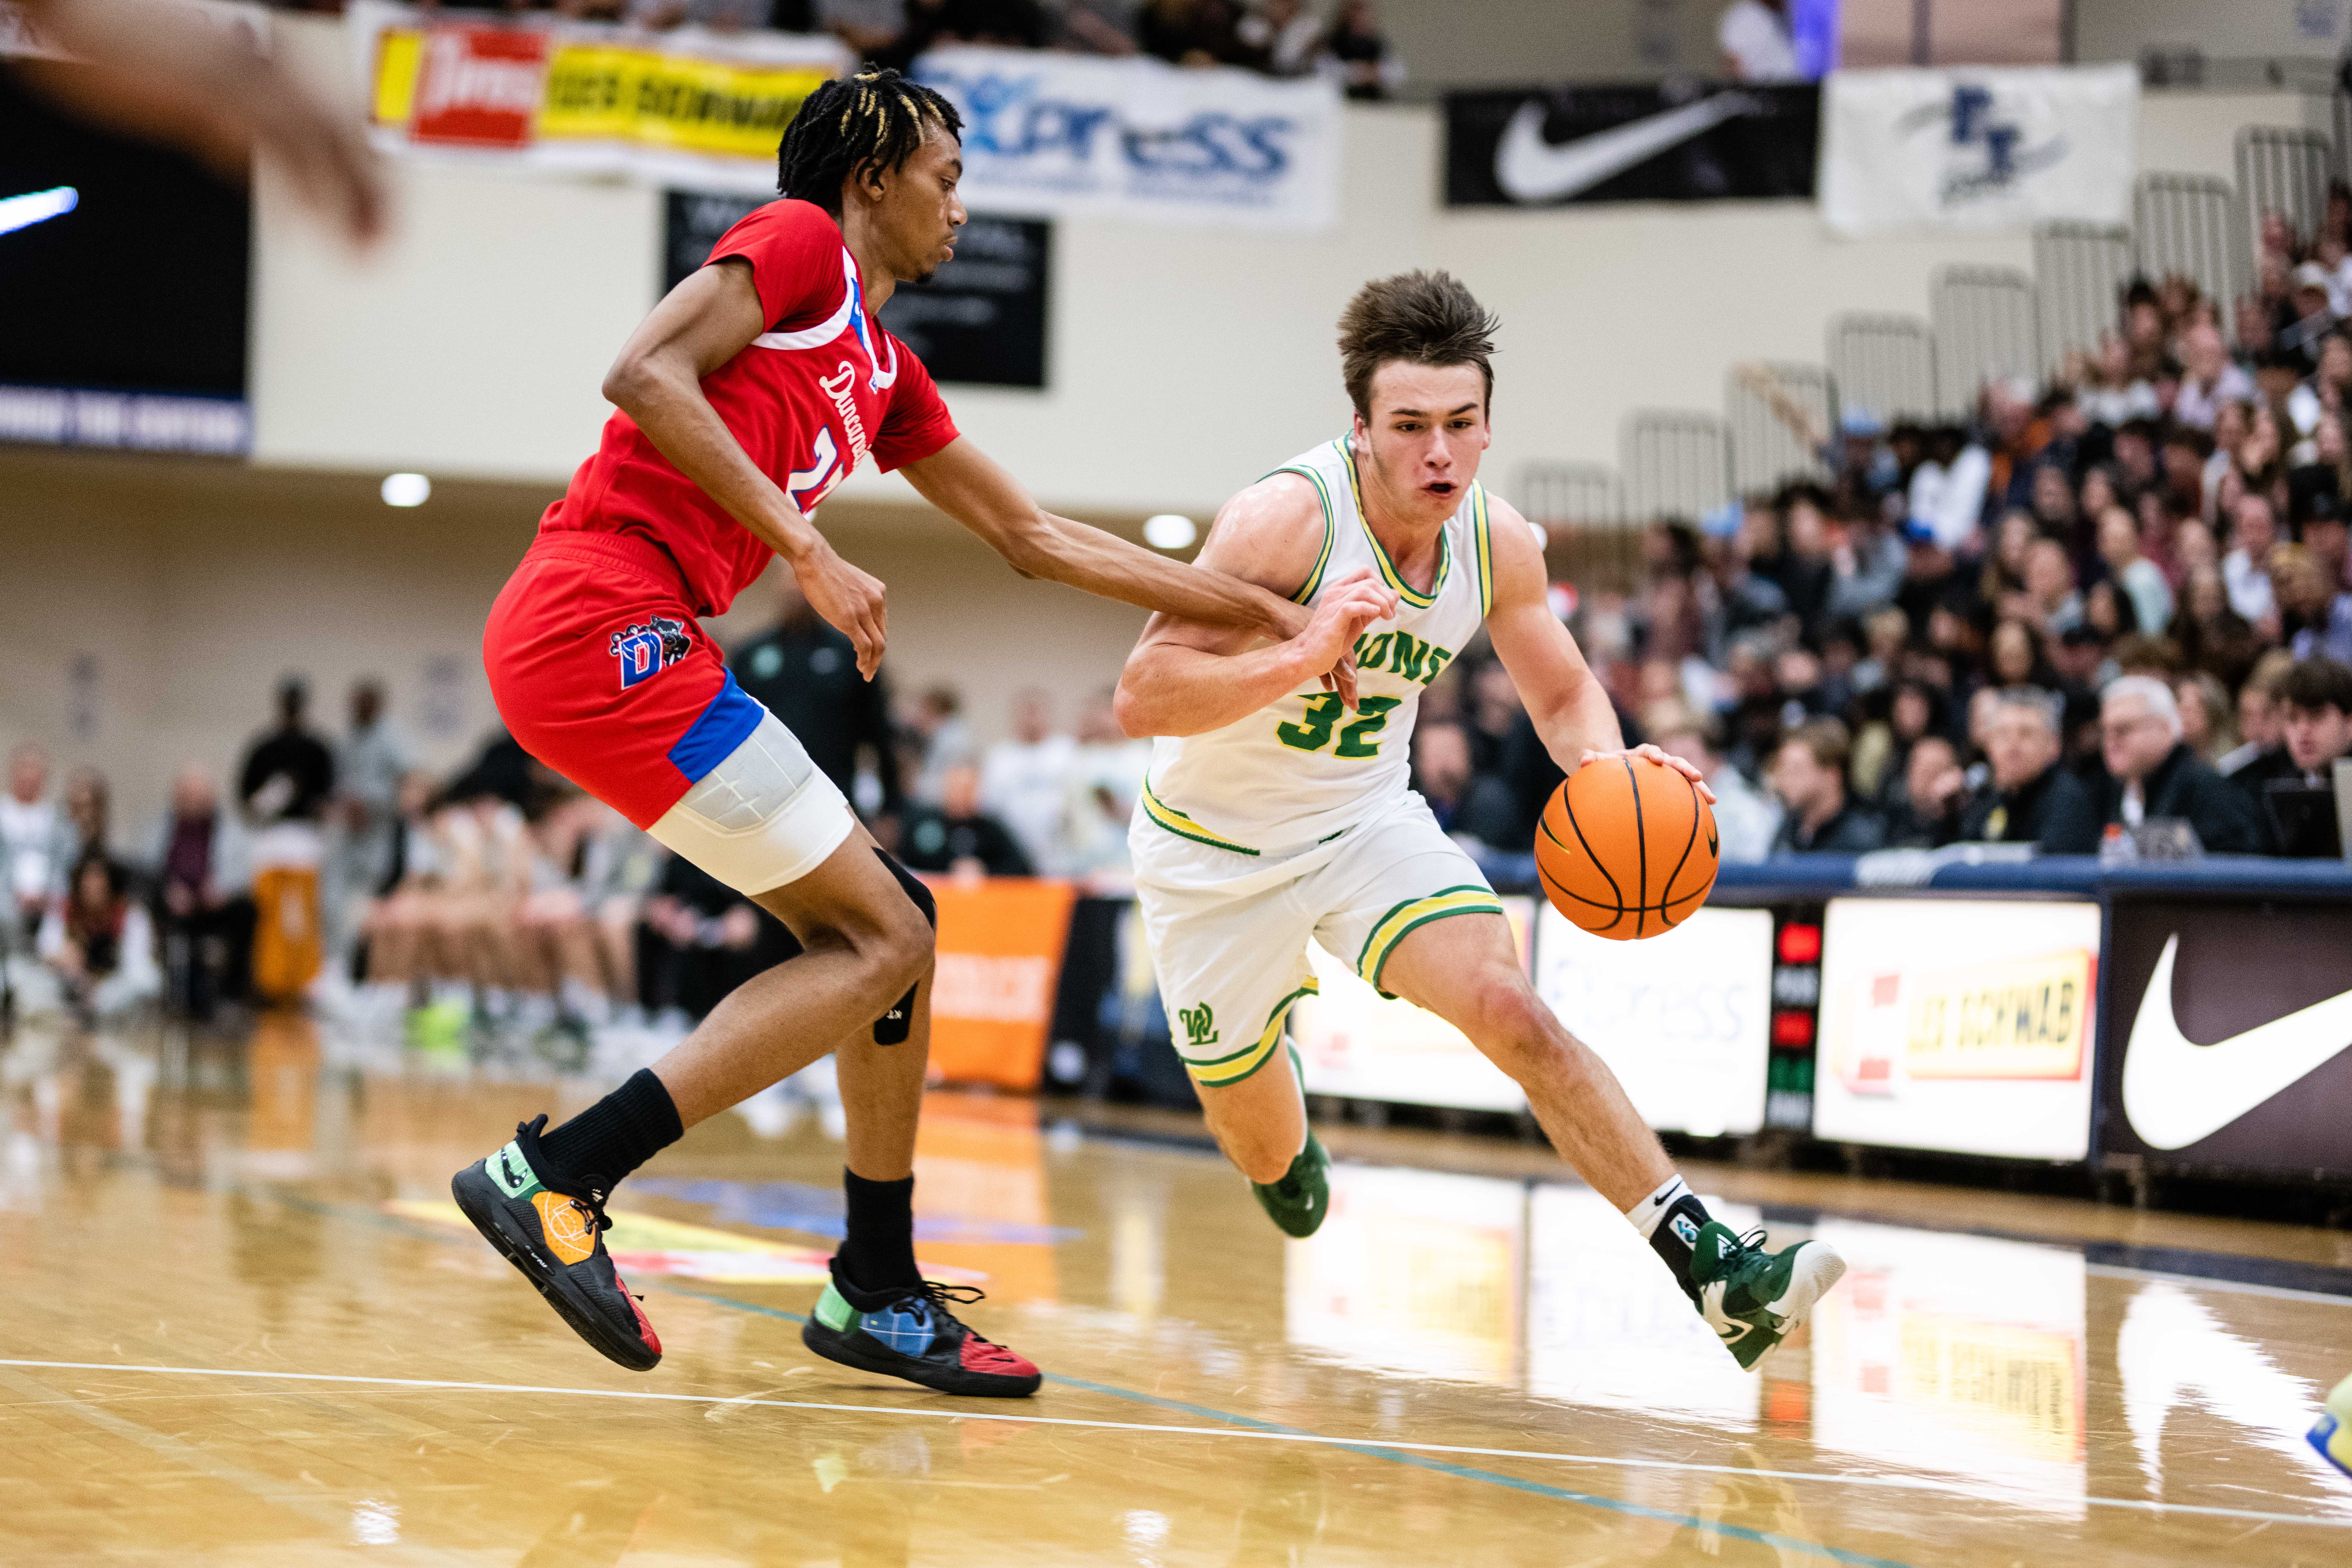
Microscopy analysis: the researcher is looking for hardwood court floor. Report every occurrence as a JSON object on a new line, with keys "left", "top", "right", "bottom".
{"left": 1, "top": 1015, "right": 2348, "bottom": 1566}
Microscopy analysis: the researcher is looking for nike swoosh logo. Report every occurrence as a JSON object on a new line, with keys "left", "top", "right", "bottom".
{"left": 0, "top": 185, "right": 78, "bottom": 239}
{"left": 2122, "top": 934, "right": 2352, "bottom": 1150}
{"left": 1494, "top": 95, "right": 1760, "bottom": 204}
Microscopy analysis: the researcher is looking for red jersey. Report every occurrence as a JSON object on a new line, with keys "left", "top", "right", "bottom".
{"left": 538, "top": 199, "right": 960, "bottom": 617}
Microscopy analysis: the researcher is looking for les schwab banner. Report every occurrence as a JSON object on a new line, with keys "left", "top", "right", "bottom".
{"left": 348, "top": 0, "right": 847, "bottom": 195}
{"left": 1813, "top": 898, "right": 2101, "bottom": 1161}
{"left": 925, "top": 877, "right": 1078, "bottom": 1093}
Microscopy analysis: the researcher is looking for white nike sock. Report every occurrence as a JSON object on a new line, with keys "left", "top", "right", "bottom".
{"left": 1624, "top": 1174, "right": 1693, "bottom": 1242}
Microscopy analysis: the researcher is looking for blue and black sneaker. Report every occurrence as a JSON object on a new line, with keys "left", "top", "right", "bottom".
{"left": 801, "top": 1261, "right": 1041, "bottom": 1397}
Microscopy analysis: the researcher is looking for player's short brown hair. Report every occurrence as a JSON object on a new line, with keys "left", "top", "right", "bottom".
{"left": 1337, "top": 270, "right": 1500, "bottom": 420}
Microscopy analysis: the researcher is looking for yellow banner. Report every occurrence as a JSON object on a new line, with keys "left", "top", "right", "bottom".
{"left": 1902, "top": 948, "right": 2093, "bottom": 1081}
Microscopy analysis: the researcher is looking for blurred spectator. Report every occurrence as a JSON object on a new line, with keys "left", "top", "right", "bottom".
{"left": 1237, "top": 0, "right": 1319, "bottom": 75}
{"left": 1413, "top": 722, "right": 1517, "bottom": 849}
{"left": 1138, "top": 0, "right": 1254, "bottom": 65}
{"left": 2023, "top": 536, "right": 2083, "bottom": 636}
{"left": 1644, "top": 702, "right": 1781, "bottom": 862}
{"left": 2173, "top": 323, "right": 2255, "bottom": 431}
{"left": 2095, "top": 675, "right": 2266, "bottom": 852}
{"left": 1958, "top": 688, "right": 2101, "bottom": 852}
{"left": 2097, "top": 506, "right": 2174, "bottom": 634}
{"left": 1718, "top": 0, "right": 1799, "bottom": 82}
{"left": 980, "top": 688, "right": 1076, "bottom": 873}
{"left": 1885, "top": 735, "right": 1966, "bottom": 848}
{"left": 1063, "top": 690, "right": 1151, "bottom": 878}
{"left": 38, "top": 853, "right": 159, "bottom": 1021}
{"left": 2173, "top": 671, "right": 2241, "bottom": 766}
{"left": 2219, "top": 653, "right": 2293, "bottom": 776}
{"left": 61, "top": 767, "right": 117, "bottom": 878}
{"left": 1, "top": 744, "right": 73, "bottom": 938}
{"left": 2275, "top": 541, "right": 2352, "bottom": 666}
{"left": 900, "top": 762, "right": 1033, "bottom": 876}
{"left": 1320, "top": 0, "right": 1401, "bottom": 100}
{"left": 1767, "top": 719, "right": 1885, "bottom": 853}
{"left": 140, "top": 763, "right": 254, "bottom": 1020}
{"left": 2222, "top": 493, "right": 2281, "bottom": 624}
{"left": 238, "top": 677, "right": 335, "bottom": 826}
{"left": 731, "top": 575, "right": 902, "bottom": 825}
{"left": 2258, "top": 656, "right": 2352, "bottom": 856}
{"left": 331, "top": 679, "right": 412, "bottom": 963}
{"left": 906, "top": 685, "right": 975, "bottom": 806}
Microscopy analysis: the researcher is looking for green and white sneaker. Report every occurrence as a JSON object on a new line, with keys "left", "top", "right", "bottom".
{"left": 1251, "top": 1131, "right": 1331, "bottom": 1238}
{"left": 1688, "top": 1221, "right": 1846, "bottom": 1370}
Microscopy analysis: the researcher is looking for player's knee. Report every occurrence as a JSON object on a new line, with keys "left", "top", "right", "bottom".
{"left": 1467, "top": 975, "right": 1563, "bottom": 1070}
{"left": 867, "top": 891, "right": 935, "bottom": 995}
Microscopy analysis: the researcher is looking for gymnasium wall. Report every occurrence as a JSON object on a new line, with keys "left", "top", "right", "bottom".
{"left": 0, "top": 448, "right": 1158, "bottom": 826}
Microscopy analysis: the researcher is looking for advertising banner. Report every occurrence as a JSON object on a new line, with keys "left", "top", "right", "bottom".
{"left": 1819, "top": 65, "right": 2137, "bottom": 237}
{"left": 1291, "top": 898, "right": 1533, "bottom": 1112}
{"left": 912, "top": 46, "right": 1340, "bottom": 230}
{"left": 1532, "top": 906, "right": 1774, "bottom": 1137}
{"left": 2098, "top": 898, "right": 2352, "bottom": 1177}
{"left": 925, "top": 876, "right": 1078, "bottom": 1092}
{"left": 1443, "top": 83, "right": 1819, "bottom": 208}
{"left": 1813, "top": 897, "right": 2100, "bottom": 1160}
{"left": 349, "top": 0, "right": 847, "bottom": 194}
{"left": 663, "top": 192, "right": 1050, "bottom": 388}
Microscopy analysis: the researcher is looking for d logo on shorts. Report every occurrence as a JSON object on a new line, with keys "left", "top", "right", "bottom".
{"left": 610, "top": 616, "right": 693, "bottom": 690}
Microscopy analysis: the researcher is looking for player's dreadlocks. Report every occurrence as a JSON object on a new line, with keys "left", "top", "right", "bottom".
{"left": 776, "top": 67, "right": 963, "bottom": 216}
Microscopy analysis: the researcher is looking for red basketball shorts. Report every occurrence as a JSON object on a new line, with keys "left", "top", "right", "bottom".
{"left": 482, "top": 531, "right": 854, "bottom": 893}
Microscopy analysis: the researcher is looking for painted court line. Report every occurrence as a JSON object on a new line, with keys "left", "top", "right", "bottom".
{"left": 7, "top": 1355, "right": 2349, "bottom": 1540}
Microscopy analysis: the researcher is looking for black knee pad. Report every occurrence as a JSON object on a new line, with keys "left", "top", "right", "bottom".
{"left": 874, "top": 848, "right": 937, "bottom": 929}
{"left": 872, "top": 849, "right": 934, "bottom": 1044}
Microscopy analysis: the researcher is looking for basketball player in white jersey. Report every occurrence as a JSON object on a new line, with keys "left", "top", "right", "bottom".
{"left": 1115, "top": 272, "right": 1844, "bottom": 1366}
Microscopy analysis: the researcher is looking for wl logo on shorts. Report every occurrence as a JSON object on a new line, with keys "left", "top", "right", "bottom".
{"left": 1178, "top": 1003, "right": 1220, "bottom": 1048}
{"left": 610, "top": 616, "right": 693, "bottom": 690}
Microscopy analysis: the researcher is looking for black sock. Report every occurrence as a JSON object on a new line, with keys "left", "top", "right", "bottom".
{"left": 535, "top": 1068, "right": 683, "bottom": 1194}
{"left": 1648, "top": 1194, "right": 1713, "bottom": 1307}
{"left": 836, "top": 1169, "right": 920, "bottom": 1296}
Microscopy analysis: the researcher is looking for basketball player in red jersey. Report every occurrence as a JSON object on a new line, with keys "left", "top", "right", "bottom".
{"left": 453, "top": 68, "right": 1395, "bottom": 1396}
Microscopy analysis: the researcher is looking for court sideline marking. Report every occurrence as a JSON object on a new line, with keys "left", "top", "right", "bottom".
{"left": 9, "top": 1351, "right": 2351, "bottom": 1542}
{"left": 281, "top": 1189, "right": 2352, "bottom": 1540}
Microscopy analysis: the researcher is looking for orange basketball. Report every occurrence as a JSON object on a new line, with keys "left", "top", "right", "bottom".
{"left": 1534, "top": 755, "right": 1718, "bottom": 941}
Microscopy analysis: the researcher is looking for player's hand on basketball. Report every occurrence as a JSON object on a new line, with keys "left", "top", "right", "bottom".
{"left": 1576, "top": 743, "right": 1718, "bottom": 805}
{"left": 794, "top": 542, "right": 888, "bottom": 679}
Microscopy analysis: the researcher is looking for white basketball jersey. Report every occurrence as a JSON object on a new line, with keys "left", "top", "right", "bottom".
{"left": 1135, "top": 435, "right": 1496, "bottom": 860}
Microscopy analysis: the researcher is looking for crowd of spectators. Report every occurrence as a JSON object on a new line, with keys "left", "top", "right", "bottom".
{"left": 339, "top": 0, "right": 1408, "bottom": 97}
{"left": 1401, "top": 201, "right": 2352, "bottom": 871}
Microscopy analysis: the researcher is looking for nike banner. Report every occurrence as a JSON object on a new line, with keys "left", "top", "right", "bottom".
{"left": 1443, "top": 84, "right": 1819, "bottom": 208}
{"left": 1819, "top": 66, "right": 2137, "bottom": 237}
{"left": 2098, "top": 898, "right": 2352, "bottom": 1177}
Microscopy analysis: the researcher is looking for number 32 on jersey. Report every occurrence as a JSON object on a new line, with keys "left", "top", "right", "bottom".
{"left": 1274, "top": 627, "right": 1455, "bottom": 759}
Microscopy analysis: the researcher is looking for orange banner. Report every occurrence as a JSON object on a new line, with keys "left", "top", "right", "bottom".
{"left": 924, "top": 877, "right": 1078, "bottom": 1093}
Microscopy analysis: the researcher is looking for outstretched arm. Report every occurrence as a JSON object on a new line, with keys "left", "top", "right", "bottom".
{"left": 1113, "top": 477, "right": 1398, "bottom": 738}
{"left": 899, "top": 439, "right": 1313, "bottom": 643}
{"left": 1482, "top": 494, "right": 1714, "bottom": 799}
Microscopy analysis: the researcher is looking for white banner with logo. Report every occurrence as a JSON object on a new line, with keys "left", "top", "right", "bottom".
{"left": 347, "top": 0, "right": 848, "bottom": 195}
{"left": 1812, "top": 897, "right": 2102, "bottom": 1160}
{"left": 912, "top": 46, "right": 1341, "bottom": 231}
{"left": 1818, "top": 65, "right": 2137, "bottom": 237}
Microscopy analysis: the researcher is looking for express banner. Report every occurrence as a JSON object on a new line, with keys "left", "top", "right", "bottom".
{"left": 1443, "top": 83, "right": 1819, "bottom": 208}
{"left": 348, "top": 0, "right": 847, "bottom": 194}
{"left": 1819, "top": 65, "right": 2136, "bottom": 237}
{"left": 911, "top": 45, "right": 1340, "bottom": 231}
{"left": 2097, "top": 898, "right": 2352, "bottom": 1178}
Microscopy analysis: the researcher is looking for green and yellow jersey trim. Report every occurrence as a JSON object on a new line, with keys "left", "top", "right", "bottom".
{"left": 1356, "top": 884, "right": 1505, "bottom": 997}
{"left": 1187, "top": 982, "right": 1319, "bottom": 1088}
{"left": 1472, "top": 483, "right": 1494, "bottom": 616}
{"left": 1337, "top": 437, "right": 1451, "bottom": 610}
{"left": 1139, "top": 779, "right": 1260, "bottom": 857}
{"left": 1265, "top": 462, "right": 1338, "bottom": 605}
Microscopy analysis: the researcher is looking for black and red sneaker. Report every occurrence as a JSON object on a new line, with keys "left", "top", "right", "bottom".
{"left": 801, "top": 1263, "right": 1040, "bottom": 1397}
{"left": 450, "top": 1115, "right": 662, "bottom": 1373}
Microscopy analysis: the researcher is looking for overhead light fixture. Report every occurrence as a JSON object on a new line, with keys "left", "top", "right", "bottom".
{"left": 1143, "top": 513, "right": 1197, "bottom": 551}
{"left": 381, "top": 472, "right": 431, "bottom": 507}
